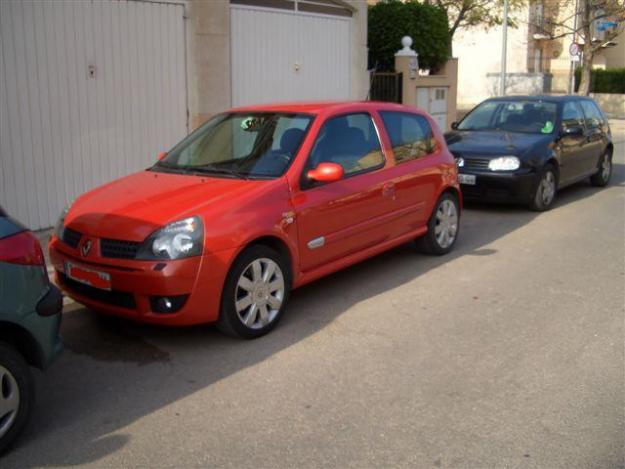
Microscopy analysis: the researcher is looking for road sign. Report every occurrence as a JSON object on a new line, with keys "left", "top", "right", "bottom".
{"left": 569, "top": 43, "right": 580, "bottom": 56}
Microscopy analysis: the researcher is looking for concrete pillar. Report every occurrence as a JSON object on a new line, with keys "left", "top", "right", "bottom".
{"left": 186, "top": 0, "right": 231, "bottom": 130}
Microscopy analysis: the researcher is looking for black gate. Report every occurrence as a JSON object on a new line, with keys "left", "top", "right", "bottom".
{"left": 369, "top": 72, "right": 403, "bottom": 103}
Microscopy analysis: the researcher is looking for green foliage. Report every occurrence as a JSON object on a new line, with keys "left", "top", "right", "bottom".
{"left": 575, "top": 67, "right": 625, "bottom": 93}
{"left": 368, "top": 0, "right": 450, "bottom": 71}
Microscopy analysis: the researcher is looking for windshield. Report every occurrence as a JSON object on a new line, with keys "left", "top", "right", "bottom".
{"left": 458, "top": 100, "right": 558, "bottom": 134}
{"left": 155, "top": 112, "right": 314, "bottom": 178}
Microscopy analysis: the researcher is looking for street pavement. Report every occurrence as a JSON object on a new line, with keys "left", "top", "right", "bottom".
{"left": 6, "top": 122, "right": 625, "bottom": 469}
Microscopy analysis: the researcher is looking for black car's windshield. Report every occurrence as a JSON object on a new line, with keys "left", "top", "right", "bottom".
{"left": 458, "top": 100, "right": 558, "bottom": 134}
{"left": 154, "top": 112, "right": 314, "bottom": 178}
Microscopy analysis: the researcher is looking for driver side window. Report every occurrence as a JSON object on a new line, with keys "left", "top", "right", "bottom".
{"left": 562, "top": 102, "right": 585, "bottom": 130}
{"left": 305, "top": 113, "right": 385, "bottom": 178}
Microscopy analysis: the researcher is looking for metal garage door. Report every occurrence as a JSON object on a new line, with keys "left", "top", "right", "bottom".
{"left": 0, "top": 0, "right": 187, "bottom": 230}
{"left": 230, "top": 5, "right": 351, "bottom": 106}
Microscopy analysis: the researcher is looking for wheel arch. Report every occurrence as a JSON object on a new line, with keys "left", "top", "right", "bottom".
{"left": 238, "top": 235, "right": 296, "bottom": 284}
{"left": 0, "top": 321, "right": 44, "bottom": 369}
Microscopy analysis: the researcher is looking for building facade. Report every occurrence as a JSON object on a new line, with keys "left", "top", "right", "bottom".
{"left": 0, "top": 0, "right": 369, "bottom": 229}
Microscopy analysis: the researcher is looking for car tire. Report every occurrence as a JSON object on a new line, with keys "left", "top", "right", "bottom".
{"left": 217, "top": 245, "right": 291, "bottom": 339}
{"left": 415, "top": 192, "right": 460, "bottom": 256}
{"left": 0, "top": 342, "right": 34, "bottom": 455}
{"left": 590, "top": 150, "right": 612, "bottom": 187}
{"left": 529, "top": 164, "right": 558, "bottom": 211}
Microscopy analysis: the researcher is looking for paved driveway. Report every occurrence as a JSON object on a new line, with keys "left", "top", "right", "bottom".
{"left": 6, "top": 122, "right": 625, "bottom": 469}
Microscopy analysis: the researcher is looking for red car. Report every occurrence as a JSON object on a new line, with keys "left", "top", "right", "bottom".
{"left": 49, "top": 102, "right": 461, "bottom": 338}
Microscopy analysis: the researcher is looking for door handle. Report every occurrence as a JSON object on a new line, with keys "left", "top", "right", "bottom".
{"left": 382, "top": 182, "right": 396, "bottom": 198}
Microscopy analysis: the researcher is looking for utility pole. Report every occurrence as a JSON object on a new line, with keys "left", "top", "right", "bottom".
{"left": 568, "top": 0, "right": 581, "bottom": 93}
{"left": 500, "top": 0, "right": 509, "bottom": 96}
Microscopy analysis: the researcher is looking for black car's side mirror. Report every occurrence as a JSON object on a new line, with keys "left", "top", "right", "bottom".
{"left": 561, "top": 125, "right": 584, "bottom": 137}
{"left": 450, "top": 121, "right": 459, "bottom": 130}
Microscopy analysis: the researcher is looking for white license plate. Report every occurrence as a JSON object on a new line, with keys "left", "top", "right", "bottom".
{"left": 64, "top": 261, "right": 112, "bottom": 291}
{"left": 458, "top": 174, "right": 476, "bottom": 185}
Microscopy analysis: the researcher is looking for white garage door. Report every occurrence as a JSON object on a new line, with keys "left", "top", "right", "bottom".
{"left": 230, "top": 4, "right": 351, "bottom": 106}
{"left": 0, "top": 0, "right": 187, "bottom": 230}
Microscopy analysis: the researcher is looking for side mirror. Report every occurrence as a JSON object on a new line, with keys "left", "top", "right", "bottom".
{"left": 561, "top": 125, "right": 584, "bottom": 136}
{"left": 450, "top": 121, "right": 459, "bottom": 130}
{"left": 307, "top": 162, "right": 344, "bottom": 183}
{"left": 157, "top": 151, "right": 167, "bottom": 161}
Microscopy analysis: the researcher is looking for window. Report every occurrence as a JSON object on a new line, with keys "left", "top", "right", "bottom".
{"left": 561, "top": 101, "right": 585, "bottom": 130}
{"left": 156, "top": 113, "right": 313, "bottom": 178}
{"left": 458, "top": 100, "right": 557, "bottom": 134}
{"left": 305, "top": 113, "right": 385, "bottom": 179}
{"left": 380, "top": 111, "right": 435, "bottom": 164}
{"left": 579, "top": 100, "right": 605, "bottom": 129}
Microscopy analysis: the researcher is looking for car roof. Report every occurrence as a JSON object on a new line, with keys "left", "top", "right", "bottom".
{"left": 228, "top": 100, "right": 420, "bottom": 115}
{"left": 485, "top": 95, "right": 593, "bottom": 103}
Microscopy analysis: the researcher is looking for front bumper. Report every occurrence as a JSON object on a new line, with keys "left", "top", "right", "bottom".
{"left": 458, "top": 169, "right": 539, "bottom": 204}
{"left": 49, "top": 237, "right": 237, "bottom": 326}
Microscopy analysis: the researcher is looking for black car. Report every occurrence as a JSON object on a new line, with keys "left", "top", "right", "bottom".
{"left": 445, "top": 96, "right": 613, "bottom": 210}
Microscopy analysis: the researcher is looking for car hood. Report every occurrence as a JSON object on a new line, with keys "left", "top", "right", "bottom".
{"left": 66, "top": 170, "right": 268, "bottom": 241}
{"left": 445, "top": 130, "right": 553, "bottom": 157}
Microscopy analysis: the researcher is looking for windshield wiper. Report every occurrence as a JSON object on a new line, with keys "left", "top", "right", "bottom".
{"left": 191, "top": 165, "right": 250, "bottom": 180}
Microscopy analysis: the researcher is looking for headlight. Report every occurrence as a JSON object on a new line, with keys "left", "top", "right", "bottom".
{"left": 136, "top": 216, "right": 203, "bottom": 260}
{"left": 54, "top": 205, "right": 70, "bottom": 239}
{"left": 488, "top": 156, "right": 520, "bottom": 171}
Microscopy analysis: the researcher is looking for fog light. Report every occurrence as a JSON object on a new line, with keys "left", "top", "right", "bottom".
{"left": 150, "top": 295, "right": 189, "bottom": 314}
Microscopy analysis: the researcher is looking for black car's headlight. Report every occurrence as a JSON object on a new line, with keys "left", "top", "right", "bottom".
{"left": 136, "top": 216, "right": 203, "bottom": 260}
{"left": 54, "top": 205, "right": 70, "bottom": 240}
{"left": 488, "top": 156, "right": 520, "bottom": 171}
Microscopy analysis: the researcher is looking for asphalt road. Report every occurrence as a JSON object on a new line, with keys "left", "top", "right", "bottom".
{"left": 5, "top": 122, "right": 625, "bottom": 469}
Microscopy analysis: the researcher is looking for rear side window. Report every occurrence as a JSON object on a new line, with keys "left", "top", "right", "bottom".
{"left": 306, "top": 113, "right": 385, "bottom": 178}
{"left": 561, "top": 101, "right": 585, "bottom": 130}
{"left": 579, "top": 100, "right": 605, "bottom": 129}
{"left": 380, "top": 111, "right": 435, "bottom": 163}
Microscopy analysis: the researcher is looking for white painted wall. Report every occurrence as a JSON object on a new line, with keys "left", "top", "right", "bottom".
{"left": 453, "top": 9, "right": 531, "bottom": 109}
{"left": 0, "top": 0, "right": 187, "bottom": 230}
{"left": 230, "top": 5, "right": 351, "bottom": 106}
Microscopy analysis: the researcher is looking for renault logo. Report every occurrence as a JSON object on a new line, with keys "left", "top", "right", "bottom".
{"left": 81, "top": 239, "right": 92, "bottom": 257}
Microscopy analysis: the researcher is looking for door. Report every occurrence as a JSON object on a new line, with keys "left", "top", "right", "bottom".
{"left": 377, "top": 110, "right": 439, "bottom": 236}
{"left": 579, "top": 100, "right": 607, "bottom": 174}
{"left": 230, "top": 5, "right": 351, "bottom": 106}
{"left": 291, "top": 112, "right": 394, "bottom": 272}
{"left": 0, "top": 0, "right": 187, "bottom": 230}
{"left": 558, "top": 100, "right": 590, "bottom": 184}
{"left": 415, "top": 87, "right": 449, "bottom": 131}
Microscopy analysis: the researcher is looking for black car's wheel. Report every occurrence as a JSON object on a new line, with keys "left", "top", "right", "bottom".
{"left": 590, "top": 150, "right": 612, "bottom": 187}
{"left": 415, "top": 192, "right": 460, "bottom": 255}
{"left": 217, "top": 245, "right": 291, "bottom": 339}
{"left": 0, "top": 342, "right": 34, "bottom": 455}
{"left": 529, "top": 164, "right": 558, "bottom": 211}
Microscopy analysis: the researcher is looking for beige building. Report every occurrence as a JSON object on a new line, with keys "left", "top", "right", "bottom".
{"left": 455, "top": 0, "right": 624, "bottom": 109}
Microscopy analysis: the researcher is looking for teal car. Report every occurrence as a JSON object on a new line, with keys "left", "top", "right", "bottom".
{"left": 0, "top": 207, "right": 63, "bottom": 454}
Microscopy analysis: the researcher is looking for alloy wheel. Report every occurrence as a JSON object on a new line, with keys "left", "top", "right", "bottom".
{"left": 0, "top": 365, "right": 20, "bottom": 440}
{"left": 601, "top": 155, "right": 611, "bottom": 181}
{"left": 434, "top": 199, "right": 458, "bottom": 249}
{"left": 539, "top": 171, "right": 556, "bottom": 206}
{"left": 235, "top": 258, "right": 285, "bottom": 330}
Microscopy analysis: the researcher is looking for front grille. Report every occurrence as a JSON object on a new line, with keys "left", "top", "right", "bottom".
{"left": 62, "top": 227, "right": 82, "bottom": 248}
{"left": 58, "top": 272, "right": 136, "bottom": 309}
{"left": 101, "top": 239, "right": 141, "bottom": 259}
{"left": 462, "top": 157, "right": 491, "bottom": 171}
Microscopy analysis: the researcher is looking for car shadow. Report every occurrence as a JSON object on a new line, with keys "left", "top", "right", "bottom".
{"left": 4, "top": 163, "right": 624, "bottom": 467}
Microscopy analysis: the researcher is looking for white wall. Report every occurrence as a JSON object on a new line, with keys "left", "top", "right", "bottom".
{"left": 453, "top": 9, "right": 530, "bottom": 109}
{"left": 0, "top": 0, "right": 187, "bottom": 229}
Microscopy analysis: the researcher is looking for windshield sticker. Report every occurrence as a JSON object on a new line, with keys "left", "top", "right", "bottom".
{"left": 241, "top": 117, "right": 264, "bottom": 131}
{"left": 541, "top": 121, "right": 554, "bottom": 133}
